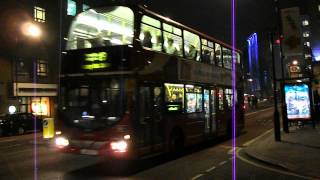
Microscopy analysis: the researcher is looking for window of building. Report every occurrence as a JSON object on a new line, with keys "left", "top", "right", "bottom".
{"left": 140, "top": 16, "right": 162, "bottom": 51}
{"left": 201, "top": 39, "right": 215, "bottom": 64}
{"left": 305, "top": 54, "right": 312, "bottom": 58}
{"left": 83, "top": 4, "right": 90, "bottom": 11}
{"left": 215, "top": 43, "right": 223, "bottom": 67}
{"left": 185, "top": 85, "right": 202, "bottom": 113}
{"left": 67, "top": 0, "right": 77, "bottom": 16}
{"left": 304, "top": 41, "right": 310, "bottom": 47}
{"left": 163, "top": 23, "right": 183, "bottom": 56}
{"left": 37, "top": 60, "right": 48, "bottom": 76}
{"left": 183, "top": 30, "right": 200, "bottom": 61}
{"left": 303, "top": 31, "right": 310, "bottom": 38}
{"left": 302, "top": 20, "right": 309, "bottom": 26}
{"left": 34, "top": 6, "right": 46, "bottom": 23}
{"left": 223, "top": 47, "right": 232, "bottom": 69}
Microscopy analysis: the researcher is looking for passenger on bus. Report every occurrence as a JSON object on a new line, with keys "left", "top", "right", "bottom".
{"left": 142, "top": 31, "right": 152, "bottom": 48}
{"left": 165, "top": 38, "right": 177, "bottom": 55}
{"left": 90, "top": 33, "right": 105, "bottom": 48}
{"left": 153, "top": 35, "right": 162, "bottom": 51}
{"left": 186, "top": 44, "right": 197, "bottom": 60}
{"left": 202, "top": 49, "right": 211, "bottom": 63}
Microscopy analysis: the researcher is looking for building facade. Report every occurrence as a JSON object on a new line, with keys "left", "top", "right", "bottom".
{"left": 278, "top": 0, "right": 320, "bottom": 117}
{"left": 0, "top": 0, "right": 61, "bottom": 117}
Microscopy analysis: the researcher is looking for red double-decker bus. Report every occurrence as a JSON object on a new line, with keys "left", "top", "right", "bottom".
{"left": 54, "top": 3, "right": 244, "bottom": 159}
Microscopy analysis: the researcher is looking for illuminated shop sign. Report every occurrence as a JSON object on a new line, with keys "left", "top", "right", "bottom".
{"left": 31, "top": 97, "right": 50, "bottom": 116}
{"left": 82, "top": 52, "right": 110, "bottom": 70}
{"left": 284, "top": 84, "right": 311, "bottom": 120}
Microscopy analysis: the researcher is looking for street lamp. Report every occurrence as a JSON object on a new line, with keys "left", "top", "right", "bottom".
{"left": 13, "top": 22, "right": 42, "bottom": 113}
{"left": 292, "top": 60, "right": 298, "bottom": 65}
{"left": 21, "top": 22, "right": 41, "bottom": 38}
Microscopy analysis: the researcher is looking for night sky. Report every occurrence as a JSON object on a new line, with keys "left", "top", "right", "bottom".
{"left": 144, "top": 0, "right": 276, "bottom": 50}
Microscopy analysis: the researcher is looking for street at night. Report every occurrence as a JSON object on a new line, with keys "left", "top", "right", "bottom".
{"left": 1, "top": 0, "right": 320, "bottom": 180}
{"left": 0, "top": 107, "right": 314, "bottom": 180}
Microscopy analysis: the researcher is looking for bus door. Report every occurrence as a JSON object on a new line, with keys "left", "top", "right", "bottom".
{"left": 210, "top": 89, "right": 217, "bottom": 134}
{"left": 204, "top": 89, "right": 217, "bottom": 136}
{"left": 203, "top": 89, "right": 217, "bottom": 135}
{"left": 137, "top": 85, "right": 165, "bottom": 156}
{"left": 216, "top": 88, "right": 228, "bottom": 135}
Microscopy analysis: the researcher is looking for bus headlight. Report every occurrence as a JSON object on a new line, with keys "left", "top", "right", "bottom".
{"left": 110, "top": 140, "right": 128, "bottom": 152}
{"left": 55, "top": 137, "right": 69, "bottom": 147}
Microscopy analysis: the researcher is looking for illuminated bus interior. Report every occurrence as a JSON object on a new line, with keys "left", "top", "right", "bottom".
{"left": 66, "top": 6, "right": 134, "bottom": 50}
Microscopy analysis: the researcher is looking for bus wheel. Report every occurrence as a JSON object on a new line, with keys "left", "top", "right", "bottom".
{"left": 169, "top": 130, "right": 184, "bottom": 156}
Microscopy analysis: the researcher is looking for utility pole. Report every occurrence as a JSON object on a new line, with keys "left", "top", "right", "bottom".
{"left": 269, "top": 31, "right": 281, "bottom": 141}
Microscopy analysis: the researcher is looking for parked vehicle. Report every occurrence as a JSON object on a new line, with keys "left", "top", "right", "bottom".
{"left": 0, "top": 113, "right": 43, "bottom": 136}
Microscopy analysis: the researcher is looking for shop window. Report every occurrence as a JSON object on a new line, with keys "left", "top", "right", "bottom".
{"left": 185, "top": 85, "right": 202, "bottom": 113}
{"left": 215, "top": 43, "right": 223, "bottom": 67}
{"left": 31, "top": 97, "right": 50, "bottom": 116}
{"left": 201, "top": 39, "right": 215, "bottom": 64}
{"left": 183, "top": 30, "right": 200, "bottom": 61}
{"left": 67, "top": 0, "right": 77, "bottom": 16}
{"left": 37, "top": 60, "right": 48, "bottom": 76}
{"left": 140, "top": 16, "right": 162, "bottom": 51}
{"left": 164, "top": 83, "right": 184, "bottom": 108}
{"left": 34, "top": 6, "right": 46, "bottom": 23}
{"left": 163, "top": 23, "right": 183, "bottom": 56}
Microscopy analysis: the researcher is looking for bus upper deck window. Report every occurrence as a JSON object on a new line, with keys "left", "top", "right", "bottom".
{"left": 66, "top": 6, "right": 134, "bottom": 50}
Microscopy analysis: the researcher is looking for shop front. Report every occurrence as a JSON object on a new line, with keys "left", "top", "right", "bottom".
{"left": 12, "top": 83, "right": 57, "bottom": 118}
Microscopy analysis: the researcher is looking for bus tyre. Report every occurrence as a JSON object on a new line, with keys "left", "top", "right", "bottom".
{"left": 169, "top": 130, "right": 184, "bottom": 156}
{"left": 0, "top": 127, "right": 3, "bottom": 136}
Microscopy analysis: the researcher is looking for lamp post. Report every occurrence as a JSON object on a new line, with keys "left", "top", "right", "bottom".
{"left": 14, "top": 22, "right": 41, "bottom": 112}
{"left": 269, "top": 31, "right": 281, "bottom": 141}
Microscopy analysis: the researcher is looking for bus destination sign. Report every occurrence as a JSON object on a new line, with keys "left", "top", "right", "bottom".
{"left": 82, "top": 52, "right": 111, "bottom": 70}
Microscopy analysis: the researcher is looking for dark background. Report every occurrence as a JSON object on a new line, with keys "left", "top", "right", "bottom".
{"left": 143, "top": 0, "right": 277, "bottom": 49}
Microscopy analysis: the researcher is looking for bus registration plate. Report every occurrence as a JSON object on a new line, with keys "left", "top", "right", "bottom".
{"left": 80, "top": 149, "right": 98, "bottom": 155}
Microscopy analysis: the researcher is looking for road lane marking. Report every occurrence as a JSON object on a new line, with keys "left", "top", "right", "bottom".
{"left": 236, "top": 148, "right": 313, "bottom": 179}
{"left": 218, "top": 161, "right": 227, "bottom": 166}
{"left": 191, "top": 174, "right": 204, "bottom": 180}
{"left": 245, "top": 107, "right": 273, "bottom": 116}
{"left": 242, "top": 129, "right": 273, "bottom": 147}
{"left": 205, "top": 166, "right": 216, "bottom": 172}
{"left": 227, "top": 147, "right": 240, "bottom": 154}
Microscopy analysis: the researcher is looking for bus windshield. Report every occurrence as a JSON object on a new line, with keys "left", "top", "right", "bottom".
{"left": 66, "top": 6, "right": 134, "bottom": 50}
{"left": 59, "top": 78, "right": 134, "bottom": 130}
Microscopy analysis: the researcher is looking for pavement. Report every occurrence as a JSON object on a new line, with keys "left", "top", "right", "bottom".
{"left": 244, "top": 121, "right": 320, "bottom": 179}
